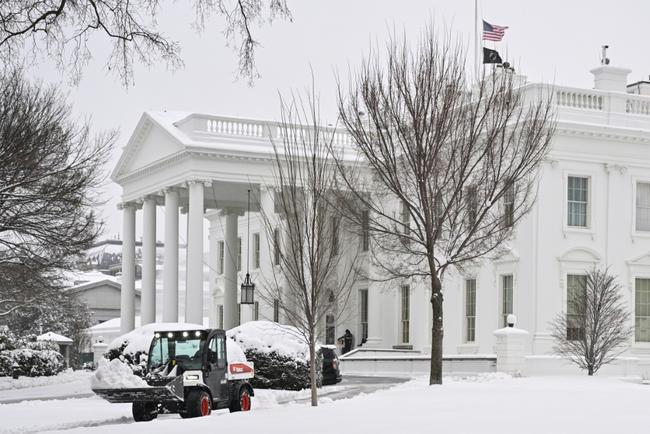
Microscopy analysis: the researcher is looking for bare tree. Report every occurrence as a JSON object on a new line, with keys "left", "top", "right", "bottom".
{"left": 258, "top": 88, "right": 359, "bottom": 406}
{"left": 0, "top": 68, "right": 114, "bottom": 290}
{"left": 333, "top": 27, "right": 555, "bottom": 385}
{"left": 550, "top": 268, "right": 632, "bottom": 375}
{"left": 0, "top": 0, "right": 292, "bottom": 86}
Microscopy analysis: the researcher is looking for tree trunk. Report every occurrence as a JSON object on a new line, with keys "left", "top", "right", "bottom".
{"left": 588, "top": 366, "right": 594, "bottom": 376}
{"left": 309, "top": 337, "right": 318, "bottom": 406}
{"left": 429, "top": 275, "right": 444, "bottom": 385}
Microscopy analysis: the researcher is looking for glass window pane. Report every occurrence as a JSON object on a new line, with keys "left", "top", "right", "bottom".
{"left": 637, "top": 183, "right": 650, "bottom": 231}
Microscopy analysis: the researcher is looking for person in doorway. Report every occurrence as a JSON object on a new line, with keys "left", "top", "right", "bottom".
{"left": 339, "top": 329, "right": 353, "bottom": 354}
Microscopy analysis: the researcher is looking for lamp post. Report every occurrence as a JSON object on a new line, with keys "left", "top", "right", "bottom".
{"left": 240, "top": 189, "right": 255, "bottom": 305}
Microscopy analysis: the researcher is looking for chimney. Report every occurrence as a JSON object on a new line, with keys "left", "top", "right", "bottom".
{"left": 590, "top": 65, "right": 631, "bottom": 92}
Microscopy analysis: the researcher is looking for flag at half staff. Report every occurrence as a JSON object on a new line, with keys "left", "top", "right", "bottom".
{"left": 483, "top": 47, "right": 503, "bottom": 64}
{"left": 483, "top": 20, "right": 508, "bottom": 41}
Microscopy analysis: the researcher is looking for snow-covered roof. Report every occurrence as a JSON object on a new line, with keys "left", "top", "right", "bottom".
{"left": 61, "top": 270, "right": 119, "bottom": 287}
{"left": 37, "top": 332, "right": 73, "bottom": 344}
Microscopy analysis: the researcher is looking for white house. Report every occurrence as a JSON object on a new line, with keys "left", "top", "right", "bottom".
{"left": 112, "top": 61, "right": 650, "bottom": 374}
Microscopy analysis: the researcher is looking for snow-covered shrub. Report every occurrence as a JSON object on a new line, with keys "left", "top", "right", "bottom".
{"left": 0, "top": 326, "right": 19, "bottom": 351}
{"left": 0, "top": 348, "right": 65, "bottom": 377}
{"left": 227, "top": 321, "right": 322, "bottom": 391}
{"left": 0, "top": 328, "right": 65, "bottom": 377}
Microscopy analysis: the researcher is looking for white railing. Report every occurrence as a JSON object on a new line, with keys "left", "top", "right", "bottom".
{"left": 556, "top": 89, "right": 604, "bottom": 111}
{"left": 195, "top": 115, "right": 355, "bottom": 147}
{"left": 626, "top": 96, "right": 650, "bottom": 116}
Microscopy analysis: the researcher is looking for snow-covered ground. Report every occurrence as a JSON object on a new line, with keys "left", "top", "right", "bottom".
{"left": 1, "top": 373, "right": 648, "bottom": 434}
{"left": 0, "top": 370, "right": 93, "bottom": 403}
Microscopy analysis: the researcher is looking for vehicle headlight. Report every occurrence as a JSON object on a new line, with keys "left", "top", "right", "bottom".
{"left": 185, "top": 374, "right": 199, "bottom": 380}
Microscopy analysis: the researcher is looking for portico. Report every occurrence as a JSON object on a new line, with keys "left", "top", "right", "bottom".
{"left": 112, "top": 112, "right": 354, "bottom": 333}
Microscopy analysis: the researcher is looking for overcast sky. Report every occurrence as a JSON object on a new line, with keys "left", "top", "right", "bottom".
{"left": 31, "top": 0, "right": 650, "bottom": 239}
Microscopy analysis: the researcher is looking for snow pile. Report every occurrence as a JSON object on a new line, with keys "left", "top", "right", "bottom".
{"left": 91, "top": 358, "right": 150, "bottom": 389}
{"left": 226, "top": 337, "right": 247, "bottom": 363}
{"left": 227, "top": 321, "right": 309, "bottom": 361}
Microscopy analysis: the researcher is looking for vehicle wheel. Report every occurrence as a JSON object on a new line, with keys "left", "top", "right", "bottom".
{"left": 229, "top": 386, "right": 252, "bottom": 413}
{"left": 185, "top": 390, "right": 212, "bottom": 418}
{"left": 132, "top": 402, "right": 158, "bottom": 422}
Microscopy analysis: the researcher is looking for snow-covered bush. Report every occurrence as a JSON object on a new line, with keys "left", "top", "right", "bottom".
{"left": 0, "top": 325, "right": 19, "bottom": 351}
{"left": 0, "top": 348, "right": 65, "bottom": 377}
{"left": 227, "top": 321, "right": 322, "bottom": 391}
{"left": 0, "top": 328, "right": 65, "bottom": 377}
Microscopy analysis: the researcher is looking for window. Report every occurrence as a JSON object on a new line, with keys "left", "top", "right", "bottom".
{"left": 273, "top": 190, "right": 283, "bottom": 214}
{"left": 400, "top": 200, "right": 410, "bottom": 235}
{"left": 331, "top": 216, "right": 339, "bottom": 256}
{"left": 273, "top": 228, "right": 281, "bottom": 266}
{"left": 361, "top": 210, "right": 370, "bottom": 252}
{"left": 218, "top": 241, "right": 224, "bottom": 274}
{"left": 635, "top": 278, "right": 650, "bottom": 342}
{"left": 465, "top": 279, "right": 476, "bottom": 342}
{"left": 326, "top": 314, "right": 336, "bottom": 345}
{"left": 359, "top": 289, "right": 368, "bottom": 340}
{"left": 501, "top": 275, "right": 513, "bottom": 327}
{"left": 237, "top": 237, "right": 242, "bottom": 272}
{"left": 254, "top": 301, "right": 259, "bottom": 321}
{"left": 466, "top": 186, "right": 478, "bottom": 227}
{"left": 218, "top": 304, "right": 224, "bottom": 329}
{"left": 208, "top": 336, "right": 226, "bottom": 366}
{"left": 567, "top": 176, "right": 589, "bottom": 227}
{"left": 636, "top": 182, "right": 650, "bottom": 232}
{"left": 567, "top": 274, "right": 587, "bottom": 340}
{"left": 273, "top": 299, "right": 280, "bottom": 322}
{"left": 400, "top": 285, "right": 410, "bottom": 343}
{"left": 253, "top": 233, "right": 260, "bottom": 268}
{"left": 503, "top": 183, "right": 515, "bottom": 228}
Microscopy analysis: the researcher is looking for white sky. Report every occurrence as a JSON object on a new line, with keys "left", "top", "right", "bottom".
{"left": 30, "top": 0, "right": 650, "bottom": 239}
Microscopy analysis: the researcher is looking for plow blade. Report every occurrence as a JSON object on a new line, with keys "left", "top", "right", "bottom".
{"left": 93, "top": 376, "right": 184, "bottom": 404}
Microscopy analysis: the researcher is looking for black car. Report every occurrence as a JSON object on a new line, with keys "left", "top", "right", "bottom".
{"left": 320, "top": 346, "right": 342, "bottom": 385}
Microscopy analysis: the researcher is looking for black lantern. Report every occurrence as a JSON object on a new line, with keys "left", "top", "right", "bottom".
{"left": 240, "top": 189, "right": 255, "bottom": 304}
{"left": 241, "top": 273, "right": 255, "bottom": 305}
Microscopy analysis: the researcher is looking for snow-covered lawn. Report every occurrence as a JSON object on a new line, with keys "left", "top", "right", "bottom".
{"left": 1, "top": 374, "right": 647, "bottom": 434}
{"left": 0, "top": 370, "right": 93, "bottom": 403}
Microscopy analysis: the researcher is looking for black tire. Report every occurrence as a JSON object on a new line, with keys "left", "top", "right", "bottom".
{"left": 229, "top": 386, "right": 252, "bottom": 413}
{"left": 132, "top": 402, "right": 157, "bottom": 422}
{"left": 185, "top": 389, "right": 212, "bottom": 418}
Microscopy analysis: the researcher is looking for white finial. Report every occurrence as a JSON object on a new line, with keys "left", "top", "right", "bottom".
{"left": 507, "top": 314, "right": 517, "bottom": 327}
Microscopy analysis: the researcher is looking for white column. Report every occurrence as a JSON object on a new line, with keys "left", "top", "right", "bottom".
{"left": 141, "top": 196, "right": 157, "bottom": 325}
{"left": 365, "top": 285, "right": 384, "bottom": 348}
{"left": 223, "top": 210, "right": 239, "bottom": 330}
{"left": 120, "top": 202, "right": 136, "bottom": 334}
{"left": 163, "top": 188, "right": 179, "bottom": 322}
{"left": 186, "top": 181, "right": 205, "bottom": 325}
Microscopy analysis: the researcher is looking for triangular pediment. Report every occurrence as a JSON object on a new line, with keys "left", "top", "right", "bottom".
{"left": 111, "top": 112, "right": 187, "bottom": 182}
{"left": 492, "top": 246, "right": 520, "bottom": 263}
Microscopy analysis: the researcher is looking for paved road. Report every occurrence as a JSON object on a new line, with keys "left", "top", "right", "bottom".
{"left": 0, "top": 375, "right": 408, "bottom": 405}
{"left": 286, "top": 375, "right": 409, "bottom": 403}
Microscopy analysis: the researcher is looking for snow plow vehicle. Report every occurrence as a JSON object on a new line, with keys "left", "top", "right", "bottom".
{"left": 92, "top": 327, "right": 254, "bottom": 422}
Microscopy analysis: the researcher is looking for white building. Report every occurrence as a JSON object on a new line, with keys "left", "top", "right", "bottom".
{"left": 113, "top": 61, "right": 650, "bottom": 373}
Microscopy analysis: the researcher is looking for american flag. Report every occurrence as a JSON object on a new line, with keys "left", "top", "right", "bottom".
{"left": 483, "top": 20, "right": 508, "bottom": 42}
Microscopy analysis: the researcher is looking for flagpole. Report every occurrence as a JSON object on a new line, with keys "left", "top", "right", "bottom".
{"left": 474, "top": 0, "right": 478, "bottom": 81}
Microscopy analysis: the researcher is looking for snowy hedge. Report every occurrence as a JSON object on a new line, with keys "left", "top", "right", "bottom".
{"left": 0, "top": 328, "right": 65, "bottom": 377}
{"left": 227, "top": 321, "right": 322, "bottom": 391}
